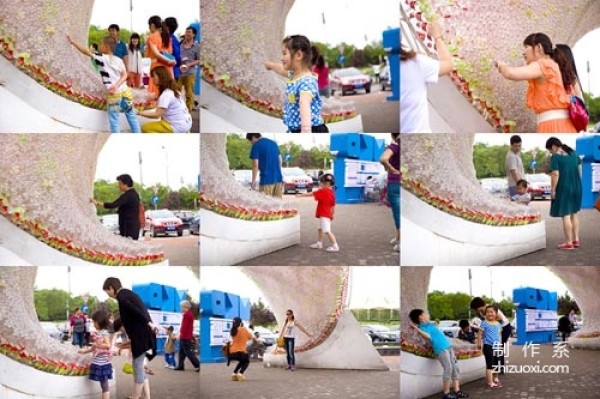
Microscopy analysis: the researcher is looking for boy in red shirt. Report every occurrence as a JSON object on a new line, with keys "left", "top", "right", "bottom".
{"left": 298, "top": 173, "right": 339, "bottom": 252}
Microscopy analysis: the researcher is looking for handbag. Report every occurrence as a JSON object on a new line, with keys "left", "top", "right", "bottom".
{"left": 122, "top": 362, "right": 133, "bottom": 374}
{"left": 276, "top": 337, "right": 285, "bottom": 348}
{"left": 569, "top": 96, "right": 589, "bottom": 132}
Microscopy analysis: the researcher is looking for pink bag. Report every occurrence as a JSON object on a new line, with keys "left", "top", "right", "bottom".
{"left": 569, "top": 96, "right": 589, "bottom": 132}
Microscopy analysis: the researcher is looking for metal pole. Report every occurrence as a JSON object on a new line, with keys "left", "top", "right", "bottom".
{"left": 489, "top": 267, "right": 493, "bottom": 301}
{"left": 587, "top": 61, "right": 591, "bottom": 96}
{"left": 139, "top": 151, "right": 143, "bottom": 188}
{"left": 468, "top": 268, "right": 472, "bottom": 320}
{"left": 66, "top": 266, "right": 71, "bottom": 321}
{"left": 130, "top": 0, "right": 133, "bottom": 33}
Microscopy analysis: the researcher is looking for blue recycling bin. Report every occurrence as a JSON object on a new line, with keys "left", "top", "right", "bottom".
{"left": 200, "top": 290, "right": 250, "bottom": 363}
{"left": 513, "top": 287, "right": 558, "bottom": 345}
{"left": 330, "top": 133, "right": 386, "bottom": 204}
{"left": 383, "top": 28, "right": 400, "bottom": 101}
{"left": 133, "top": 283, "right": 182, "bottom": 312}
{"left": 576, "top": 135, "right": 600, "bottom": 208}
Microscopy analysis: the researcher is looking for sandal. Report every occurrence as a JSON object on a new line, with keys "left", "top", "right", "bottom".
{"left": 486, "top": 383, "right": 501, "bottom": 389}
{"left": 572, "top": 240, "right": 580, "bottom": 248}
{"left": 557, "top": 242, "right": 574, "bottom": 250}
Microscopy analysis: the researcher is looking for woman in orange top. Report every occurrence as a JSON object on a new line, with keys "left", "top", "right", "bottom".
{"left": 495, "top": 33, "right": 578, "bottom": 133}
{"left": 146, "top": 15, "right": 175, "bottom": 98}
{"left": 227, "top": 317, "right": 258, "bottom": 381}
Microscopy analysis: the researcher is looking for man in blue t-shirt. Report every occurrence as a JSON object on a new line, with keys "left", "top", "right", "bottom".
{"left": 246, "top": 133, "right": 283, "bottom": 198}
{"left": 409, "top": 309, "right": 469, "bottom": 399}
{"left": 108, "top": 24, "right": 128, "bottom": 70}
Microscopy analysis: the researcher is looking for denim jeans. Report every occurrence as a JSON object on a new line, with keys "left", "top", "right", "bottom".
{"left": 164, "top": 352, "right": 176, "bottom": 367}
{"left": 71, "top": 331, "right": 84, "bottom": 348}
{"left": 387, "top": 182, "right": 400, "bottom": 229}
{"left": 284, "top": 337, "right": 295, "bottom": 366}
{"left": 107, "top": 89, "right": 141, "bottom": 133}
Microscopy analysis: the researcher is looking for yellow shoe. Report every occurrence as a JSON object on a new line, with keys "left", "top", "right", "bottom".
{"left": 231, "top": 373, "right": 238, "bottom": 381}
{"left": 237, "top": 373, "right": 246, "bottom": 381}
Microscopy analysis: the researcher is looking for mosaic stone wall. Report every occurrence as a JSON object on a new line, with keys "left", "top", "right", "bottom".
{"left": 402, "top": 0, "right": 600, "bottom": 132}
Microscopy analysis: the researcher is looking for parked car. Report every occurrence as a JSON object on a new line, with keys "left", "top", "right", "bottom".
{"left": 174, "top": 210, "right": 196, "bottom": 230}
{"left": 190, "top": 212, "right": 200, "bottom": 235}
{"left": 361, "top": 324, "right": 396, "bottom": 343}
{"left": 40, "top": 321, "right": 65, "bottom": 341}
{"left": 282, "top": 167, "right": 313, "bottom": 194}
{"left": 100, "top": 214, "right": 119, "bottom": 235}
{"left": 389, "top": 324, "right": 400, "bottom": 343}
{"left": 479, "top": 178, "right": 508, "bottom": 198}
{"left": 143, "top": 209, "right": 184, "bottom": 237}
{"left": 252, "top": 326, "right": 277, "bottom": 347}
{"left": 330, "top": 67, "right": 372, "bottom": 96}
{"left": 526, "top": 173, "right": 551, "bottom": 200}
{"left": 380, "top": 65, "right": 391, "bottom": 91}
{"left": 438, "top": 320, "right": 461, "bottom": 338}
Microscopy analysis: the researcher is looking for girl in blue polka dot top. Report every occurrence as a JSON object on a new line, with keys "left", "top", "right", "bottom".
{"left": 265, "top": 35, "right": 329, "bottom": 133}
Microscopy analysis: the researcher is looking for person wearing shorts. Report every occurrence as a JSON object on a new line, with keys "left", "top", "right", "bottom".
{"left": 246, "top": 133, "right": 283, "bottom": 199}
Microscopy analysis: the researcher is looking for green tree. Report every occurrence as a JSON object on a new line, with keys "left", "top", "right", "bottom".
{"left": 34, "top": 289, "right": 71, "bottom": 321}
{"left": 226, "top": 134, "right": 253, "bottom": 170}
{"left": 88, "top": 25, "right": 139, "bottom": 50}
{"left": 250, "top": 299, "right": 276, "bottom": 327}
{"left": 558, "top": 291, "right": 578, "bottom": 316}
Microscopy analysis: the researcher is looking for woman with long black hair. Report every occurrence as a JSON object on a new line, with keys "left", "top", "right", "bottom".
{"left": 495, "top": 33, "right": 577, "bottom": 132}
{"left": 227, "top": 317, "right": 258, "bottom": 381}
{"left": 278, "top": 309, "right": 313, "bottom": 371}
{"left": 545, "top": 137, "right": 582, "bottom": 250}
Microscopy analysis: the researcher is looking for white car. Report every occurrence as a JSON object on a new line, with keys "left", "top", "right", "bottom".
{"left": 438, "top": 320, "right": 461, "bottom": 338}
{"left": 282, "top": 167, "right": 313, "bottom": 194}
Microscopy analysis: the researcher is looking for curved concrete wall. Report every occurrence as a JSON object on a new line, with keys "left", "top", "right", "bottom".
{"left": 401, "top": 188, "right": 546, "bottom": 266}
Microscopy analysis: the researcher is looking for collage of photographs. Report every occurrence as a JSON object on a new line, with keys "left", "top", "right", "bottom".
{"left": 0, "top": 1, "right": 401, "bottom": 399}
{"left": 401, "top": 1, "right": 600, "bottom": 398}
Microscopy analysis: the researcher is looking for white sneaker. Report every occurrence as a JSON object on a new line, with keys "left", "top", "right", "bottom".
{"left": 326, "top": 245, "right": 340, "bottom": 252}
{"left": 164, "top": 364, "right": 170, "bottom": 368}
{"left": 390, "top": 237, "right": 398, "bottom": 245}
{"left": 393, "top": 244, "right": 399, "bottom": 252}
{"left": 310, "top": 242, "right": 323, "bottom": 249}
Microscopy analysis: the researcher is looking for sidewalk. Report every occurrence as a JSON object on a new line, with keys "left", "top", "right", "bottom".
{"left": 496, "top": 201, "right": 600, "bottom": 266}
{"left": 112, "top": 354, "right": 199, "bottom": 398}
{"left": 201, "top": 356, "right": 399, "bottom": 399}
{"left": 421, "top": 342, "right": 600, "bottom": 399}
{"left": 237, "top": 196, "right": 399, "bottom": 266}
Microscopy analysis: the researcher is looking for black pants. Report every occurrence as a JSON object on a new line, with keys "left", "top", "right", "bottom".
{"left": 497, "top": 324, "right": 512, "bottom": 369}
{"left": 483, "top": 344, "right": 501, "bottom": 370}
{"left": 290, "top": 124, "right": 329, "bottom": 133}
{"left": 284, "top": 337, "right": 295, "bottom": 366}
{"left": 177, "top": 339, "right": 199, "bottom": 369}
{"left": 229, "top": 351, "right": 250, "bottom": 374}
{"left": 119, "top": 220, "right": 140, "bottom": 241}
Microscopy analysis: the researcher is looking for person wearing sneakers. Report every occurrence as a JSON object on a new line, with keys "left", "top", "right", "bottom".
{"left": 278, "top": 310, "right": 313, "bottom": 371}
{"left": 297, "top": 173, "right": 339, "bottom": 252}
{"left": 380, "top": 133, "right": 400, "bottom": 252}
{"left": 409, "top": 309, "right": 469, "bottom": 399}
{"left": 546, "top": 137, "right": 582, "bottom": 250}
{"left": 227, "top": 317, "right": 258, "bottom": 381}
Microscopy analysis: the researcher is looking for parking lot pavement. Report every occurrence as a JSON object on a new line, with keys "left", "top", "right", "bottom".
{"left": 237, "top": 196, "right": 399, "bottom": 266}
{"left": 336, "top": 83, "right": 398, "bottom": 133}
{"left": 420, "top": 343, "right": 600, "bottom": 399}
{"left": 496, "top": 201, "right": 600, "bottom": 266}
{"left": 201, "top": 356, "right": 399, "bottom": 399}
{"left": 146, "top": 229, "right": 199, "bottom": 266}
{"left": 112, "top": 353, "right": 199, "bottom": 399}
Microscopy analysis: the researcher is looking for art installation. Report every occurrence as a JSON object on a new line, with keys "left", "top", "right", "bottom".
{"left": 240, "top": 266, "right": 389, "bottom": 370}
{"left": 400, "top": 266, "right": 600, "bottom": 398}
{"left": 401, "top": 0, "right": 600, "bottom": 132}
{"left": 0, "top": 0, "right": 195, "bottom": 131}
{"left": 401, "top": 134, "right": 546, "bottom": 265}
{"left": 200, "top": 134, "right": 300, "bottom": 265}
{"left": 200, "top": 0, "right": 362, "bottom": 131}
{"left": 0, "top": 267, "right": 113, "bottom": 398}
{"left": 0, "top": 134, "right": 165, "bottom": 266}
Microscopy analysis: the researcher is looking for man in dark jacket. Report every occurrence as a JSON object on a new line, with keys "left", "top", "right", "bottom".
{"left": 103, "top": 277, "right": 157, "bottom": 399}
{"left": 92, "top": 174, "right": 141, "bottom": 240}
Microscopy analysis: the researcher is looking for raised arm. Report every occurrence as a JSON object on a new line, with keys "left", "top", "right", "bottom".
{"left": 264, "top": 61, "right": 288, "bottom": 78}
{"left": 496, "top": 60, "right": 543, "bottom": 81}
{"left": 428, "top": 20, "right": 453, "bottom": 76}
{"left": 66, "top": 35, "right": 92, "bottom": 57}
